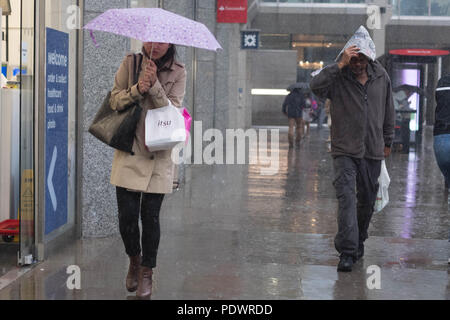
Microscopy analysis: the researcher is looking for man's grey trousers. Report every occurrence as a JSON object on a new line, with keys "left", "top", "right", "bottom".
{"left": 332, "top": 156, "right": 382, "bottom": 259}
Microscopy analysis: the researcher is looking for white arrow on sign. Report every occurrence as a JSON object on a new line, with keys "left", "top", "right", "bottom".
{"left": 47, "top": 146, "right": 58, "bottom": 212}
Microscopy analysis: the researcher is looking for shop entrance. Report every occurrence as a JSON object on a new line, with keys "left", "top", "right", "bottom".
{"left": 1, "top": 0, "right": 80, "bottom": 277}
{"left": 0, "top": 0, "right": 35, "bottom": 274}
{"left": 388, "top": 49, "right": 450, "bottom": 153}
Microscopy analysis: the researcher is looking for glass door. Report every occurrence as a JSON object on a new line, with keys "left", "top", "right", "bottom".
{"left": 43, "top": 0, "right": 78, "bottom": 242}
{"left": 19, "top": 0, "right": 35, "bottom": 266}
{"left": 0, "top": 0, "right": 20, "bottom": 273}
{"left": 0, "top": 0, "right": 35, "bottom": 268}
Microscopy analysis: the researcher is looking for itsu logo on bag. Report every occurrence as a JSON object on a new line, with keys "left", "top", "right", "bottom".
{"left": 157, "top": 120, "right": 172, "bottom": 128}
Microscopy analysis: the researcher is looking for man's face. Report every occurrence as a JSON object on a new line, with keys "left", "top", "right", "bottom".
{"left": 349, "top": 53, "right": 369, "bottom": 76}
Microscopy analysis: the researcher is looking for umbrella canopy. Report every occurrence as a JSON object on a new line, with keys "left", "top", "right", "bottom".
{"left": 287, "top": 82, "right": 309, "bottom": 91}
{"left": 84, "top": 8, "right": 222, "bottom": 52}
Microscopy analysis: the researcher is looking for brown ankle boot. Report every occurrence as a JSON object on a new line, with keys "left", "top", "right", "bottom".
{"left": 136, "top": 266, "right": 153, "bottom": 299}
{"left": 126, "top": 255, "right": 141, "bottom": 292}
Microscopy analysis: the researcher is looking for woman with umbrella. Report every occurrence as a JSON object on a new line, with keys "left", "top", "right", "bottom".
{"left": 85, "top": 8, "right": 221, "bottom": 299}
{"left": 283, "top": 83, "right": 307, "bottom": 148}
{"left": 109, "top": 41, "right": 186, "bottom": 299}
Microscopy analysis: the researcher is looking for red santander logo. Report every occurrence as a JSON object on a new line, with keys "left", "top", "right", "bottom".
{"left": 217, "top": 0, "right": 248, "bottom": 24}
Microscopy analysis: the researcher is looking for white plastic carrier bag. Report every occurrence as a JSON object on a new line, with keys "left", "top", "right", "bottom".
{"left": 145, "top": 101, "right": 186, "bottom": 152}
{"left": 374, "top": 160, "right": 390, "bottom": 213}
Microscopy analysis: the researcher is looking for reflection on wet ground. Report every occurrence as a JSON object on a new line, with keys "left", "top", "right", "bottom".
{"left": 0, "top": 245, "right": 18, "bottom": 278}
{"left": 0, "top": 126, "right": 448, "bottom": 300}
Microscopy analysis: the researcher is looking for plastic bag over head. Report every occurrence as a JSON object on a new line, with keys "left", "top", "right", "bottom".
{"left": 336, "top": 26, "right": 376, "bottom": 62}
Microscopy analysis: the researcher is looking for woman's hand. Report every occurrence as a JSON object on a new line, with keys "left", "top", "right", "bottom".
{"left": 138, "top": 60, "right": 158, "bottom": 95}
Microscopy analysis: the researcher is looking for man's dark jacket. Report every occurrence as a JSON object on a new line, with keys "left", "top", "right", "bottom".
{"left": 434, "top": 74, "right": 450, "bottom": 136}
{"left": 282, "top": 89, "right": 305, "bottom": 119}
{"left": 310, "top": 61, "right": 395, "bottom": 160}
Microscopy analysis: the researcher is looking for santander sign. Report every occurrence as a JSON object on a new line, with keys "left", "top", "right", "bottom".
{"left": 217, "top": 0, "right": 248, "bottom": 23}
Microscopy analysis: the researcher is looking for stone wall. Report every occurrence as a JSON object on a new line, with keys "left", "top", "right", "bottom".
{"left": 81, "top": 0, "right": 131, "bottom": 238}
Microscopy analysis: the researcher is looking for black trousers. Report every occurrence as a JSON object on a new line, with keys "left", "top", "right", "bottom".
{"left": 116, "top": 187, "right": 165, "bottom": 268}
{"left": 332, "top": 156, "right": 382, "bottom": 259}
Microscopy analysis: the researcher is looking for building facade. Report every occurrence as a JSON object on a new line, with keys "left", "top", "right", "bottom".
{"left": 250, "top": 0, "right": 450, "bottom": 127}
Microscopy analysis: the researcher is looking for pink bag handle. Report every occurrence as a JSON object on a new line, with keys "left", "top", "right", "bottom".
{"left": 182, "top": 108, "right": 192, "bottom": 144}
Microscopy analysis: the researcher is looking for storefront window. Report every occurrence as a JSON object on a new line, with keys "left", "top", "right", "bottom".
{"left": 20, "top": 0, "right": 35, "bottom": 263}
{"left": 0, "top": 0, "right": 35, "bottom": 266}
{"left": 261, "top": 0, "right": 366, "bottom": 3}
{"left": 430, "top": 0, "right": 450, "bottom": 16}
{"left": 43, "top": 0, "right": 79, "bottom": 241}
{"left": 261, "top": 0, "right": 449, "bottom": 15}
{"left": 400, "top": 0, "right": 429, "bottom": 15}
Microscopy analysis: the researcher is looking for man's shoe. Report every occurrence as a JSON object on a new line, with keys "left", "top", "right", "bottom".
{"left": 337, "top": 254, "right": 354, "bottom": 272}
{"left": 126, "top": 255, "right": 141, "bottom": 292}
{"left": 136, "top": 267, "right": 153, "bottom": 299}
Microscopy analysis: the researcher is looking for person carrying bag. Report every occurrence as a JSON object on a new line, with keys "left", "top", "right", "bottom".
{"left": 108, "top": 42, "right": 187, "bottom": 299}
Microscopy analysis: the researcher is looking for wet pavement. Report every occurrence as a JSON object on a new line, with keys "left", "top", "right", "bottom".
{"left": 0, "top": 245, "right": 19, "bottom": 278}
{"left": 0, "top": 126, "right": 448, "bottom": 300}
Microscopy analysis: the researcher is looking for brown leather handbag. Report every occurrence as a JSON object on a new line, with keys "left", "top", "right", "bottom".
{"left": 88, "top": 54, "right": 143, "bottom": 155}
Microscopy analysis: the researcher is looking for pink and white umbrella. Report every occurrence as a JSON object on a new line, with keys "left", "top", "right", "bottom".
{"left": 84, "top": 8, "right": 222, "bottom": 52}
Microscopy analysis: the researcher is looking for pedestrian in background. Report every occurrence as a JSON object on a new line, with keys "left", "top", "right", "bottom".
{"left": 433, "top": 74, "right": 450, "bottom": 264}
{"left": 109, "top": 41, "right": 187, "bottom": 298}
{"left": 302, "top": 93, "right": 314, "bottom": 137}
{"left": 310, "top": 26, "right": 395, "bottom": 272}
{"left": 315, "top": 95, "right": 326, "bottom": 129}
{"left": 433, "top": 74, "right": 450, "bottom": 192}
{"left": 325, "top": 99, "right": 332, "bottom": 152}
{"left": 283, "top": 87, "right": 306, "bottom": 148}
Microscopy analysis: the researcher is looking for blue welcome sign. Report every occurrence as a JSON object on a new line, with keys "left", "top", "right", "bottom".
{"left": 45, "top": 28, "right": 69, "bottom": 235}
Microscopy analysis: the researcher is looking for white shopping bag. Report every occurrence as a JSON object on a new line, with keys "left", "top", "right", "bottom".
{"left": 374, "top": 160, "right": 390, "bottom": 213}
{"left": 145, "top": 102, "right": 186, "bottom": 152}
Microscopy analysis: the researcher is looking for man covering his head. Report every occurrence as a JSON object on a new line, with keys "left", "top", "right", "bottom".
{"left": 310, "top": 26, "right": 395, "bottom": 272}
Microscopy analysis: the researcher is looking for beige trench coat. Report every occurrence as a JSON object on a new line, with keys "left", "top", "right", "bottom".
{"left": 109, "top": 53, "right": 187, "bottom": 194}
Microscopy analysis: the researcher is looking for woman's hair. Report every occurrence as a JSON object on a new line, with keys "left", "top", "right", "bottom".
{"left": 143, "top": 44, "right": 177, "bottom": 71}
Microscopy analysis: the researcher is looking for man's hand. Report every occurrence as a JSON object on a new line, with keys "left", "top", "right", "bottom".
{"left": 137, "top": 60, "right": 158, "bottom": 95}
{"left": 338, "top": 45, "right": 360, "bottom": 69}
{"left": 384, "top": 147, "right": 391, "bottom": 158}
